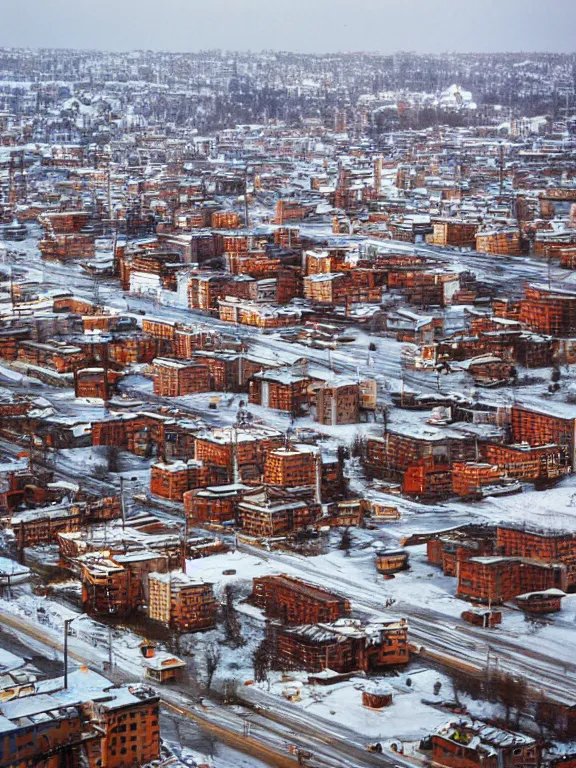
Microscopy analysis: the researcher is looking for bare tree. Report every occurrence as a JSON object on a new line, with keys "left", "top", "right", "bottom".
{"left": 338, "top": 527, "right": 353, "bottom": 556}
{"left": 167, "top": 630, "right": 182, "bottom": 656}
{"left": 106, "top": 445, "right": 120, "bottom": 473}
{"left": 484, "top": 670, "right": 528, "bottom": 726}
{"left": 451, "top": 668, "right": 483, "bottom": 706}
{"left": 204, "top": 643, "right": 221, "bottom": 691}
{"left": 222, "top": 584, "right": 245, "bottom": 649}
{"left": 536, "top": 699, "right": 564, "bottom": 740}
{"left": 253, "top": 636, "right": 272, "bottom": 683}
{"left": 351, "top": 432, "right": 366, "bottom": 459}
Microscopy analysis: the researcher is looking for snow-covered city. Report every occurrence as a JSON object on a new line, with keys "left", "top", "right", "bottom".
{"left": 2, "top": 6, "right": 576, "bottom": 767}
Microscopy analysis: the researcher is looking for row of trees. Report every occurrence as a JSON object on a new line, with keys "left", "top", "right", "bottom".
{"left": 452, "top": 667, "right": 576, "bottom": 740}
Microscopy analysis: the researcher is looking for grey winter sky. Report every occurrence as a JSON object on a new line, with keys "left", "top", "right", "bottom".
{"left": 1, "top": 0, "right": 575, "bottom": 54}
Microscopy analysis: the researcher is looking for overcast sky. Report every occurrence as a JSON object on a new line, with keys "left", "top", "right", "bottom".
{"left": 1, "top": 0, "right": 575, "bottom": 54}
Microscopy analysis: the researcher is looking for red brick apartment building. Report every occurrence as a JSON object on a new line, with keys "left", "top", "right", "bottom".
{"left": 184, "top": 483, "right": 252, "bottom": 525}
{"left": 263, "top": 445, "right": 318, "bottom": 488}
{"left": 57, "top": 513, "right": 188, "bottom": 570}
{"left": 316, "top": 378, "right": 360, "bottom": 425}
{"left": 457, "top": 556, "right": 566, "bottom": 603}
{"left": 451, "top": 461, "right": 505, "bottom": 497}
{"left": 239, "top": 490, "right": 320, "bottom": 537}
{"left": 510, "top": 405, "right": 576, "bottom": 469}
{"left": 481, "top": 442, "right": 569, "bottom": 484}
{"left": 85, "top": 682, "right": 160, "bottom": 768}
{"left": 275, "top": 199, "right": 313, "bottom": 224}
{"left": 426, "top": 525, "right": 496, "bottom": 577}
{"left": 218, "top": 297, "right": 302, "bottom": 328}
{"left": 249, "top": 367, "right": 310, "bottom": 413}
{"left": 17, "top": 340, "right": 88, "bottom": 373}
{"left": 365, "top": 428, "right": 475, "bottom": 498}
{"left": 303, "top": 270, "right": 383, "bottom": 305}
{"left": 148, "top": 571, "right": 217, "bottom": 632}
{"left": 193, "top": 425, "right": 284, "bottom": 484}
{"left": 496, "top": 525, "right": 576, "bottom": 586}
{"left": 150, "top": 459, "right": 208, "bottom": 501}
{"left": 75, "top": 367, "right": 121, "bottom": 399}
{"left": 251, "top": 575, "right": 350, "bottom": 624}
{"left": 11, "top": 497, "right": 121, "bottom": 548}
{"left": 152, "top": 358, "right": 211, "bottom": 397}
{"left": 188, "top": 273, "right": 231, "bottom": 310}
{"left": 412, "top": 412, "right": 575, "bottom": 499}
{"left": 80, "top": 551, "right": 168, "bottom": 616}
{"left": 0, "top": 670, "right": 160, "bottom": 768}
{"left": 188, "top": 350, "right": 273, "bottom": 392}
{"left": 80, "top": 555, "right": 132, "bottom": 616}
{"left": 270, "top": 618, "right": 409, "bottom": 673}
{"left": 431, "top": 718, "right": 540, "bottom": 768}
{"left": 520, "top": 284, "right": 576, "bottom": 337}
{"left": 429, "top": 218, "right": 479, "bottom": 248}
{"left": 92, "top": 410, "right": 198, "bottom": 458}
{"left": 0, "top": 698, "right": 89, "bottom": 768}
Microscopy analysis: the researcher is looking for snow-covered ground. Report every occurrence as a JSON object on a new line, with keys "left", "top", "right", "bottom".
{"left": 4, "top": 213, "right": 576, "bottom": 761}
{"left": 253, "top": 666, "right": 504, "bottom": 743}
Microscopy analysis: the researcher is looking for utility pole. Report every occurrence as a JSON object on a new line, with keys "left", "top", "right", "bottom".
{"left": 107, "top": 166, "right": 112, "bottom": 223}
{"left": 63, "top": 617, "right": 76, "bottom": 688}
{"left": 108, "top": 625, "right": 113, "bottom": 671}
{"left": 120, "top": 476, "right": 126, "bottom": 528}
{"left": 498, "top": 143, "right": 505, "bottom": 198}
{"left": 244, "top": 167, "right": 249, "bottom": 229}
{"left": 180, "top": 520, "right": 187, "bottom": 573}
{"left": 232, "top": 424, "right": 240, "bottom": 484}
{"left": 9, "top": 265, "right": 15, "bottom": 314}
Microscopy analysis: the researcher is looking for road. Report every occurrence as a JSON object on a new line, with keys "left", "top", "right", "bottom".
{"left": 0, "top": 606, "right": 417, "bottom": 768}
{"left": 4, "top": 228, "right": 575, "bottom": 750}
{"left": 236, "top": 541, "right": 576, "bottom": 707}
{"left": 0, "top": 228, "right": 474, "bottom": 399}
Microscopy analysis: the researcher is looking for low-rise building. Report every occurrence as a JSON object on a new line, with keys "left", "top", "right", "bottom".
{"left": 457, "top": 556, "right": 566, "bottom": 603}
{"left": 251, "top": 575, "right": 350, "bottom": 624}
{"left": 152, "top": 358, "right": 211, "bottom": 397}
{"left": 263, "top": 445, "right": 318, "bottom": 488}
{"left": 239, "top": 490, "right": 320, "bottom": 537}
{"left": 431, "top": 718, "right": 540, "bottom": 768}
{"left": 148, "top": 571, "right": 217, "bottom": 632}
{"left": 143, "top": 652, "right": 186, "bottom": 684}
{"left": 249, "top": 367, "right": 310, "bottom": 414}
{"left": 497, "top": 524, "right": 576, "bottom": 585}
{"left": 150, "top": 459, "right": 208, "bottom": 502}
{"left": 194, "top": 425, "right": 284, "bottom": 484}
{"left": 184, "top": 483, "right": 252, "bottom": 525}
{"left": 0, "top": 669, "right": 160, "bottom": 768}
{"left": 270, "top": 618, "right": 409, "bottom": 673}
{"left": 316, "top": 378, "right": 360, "bottom": 425}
